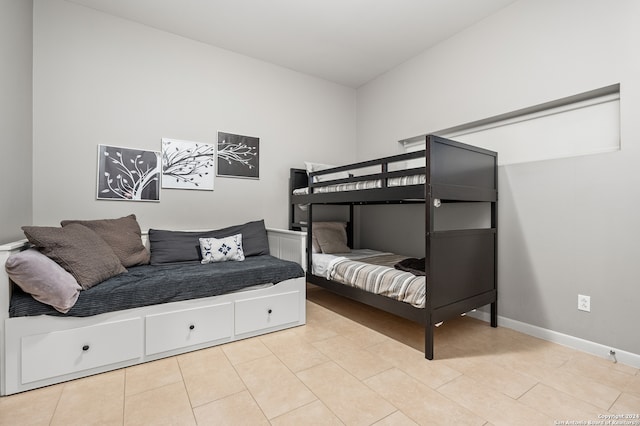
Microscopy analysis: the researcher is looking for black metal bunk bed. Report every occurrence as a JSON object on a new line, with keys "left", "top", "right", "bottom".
{"left": 289, "top": 134, "right": 498, "bottom": 360}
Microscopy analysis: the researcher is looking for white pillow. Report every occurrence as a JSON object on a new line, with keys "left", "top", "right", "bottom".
{"left": 199, "top": 234, "right": 245, "bottom": 263}
{"left": 304, "top": 161, "right": 350, "bottom": 183}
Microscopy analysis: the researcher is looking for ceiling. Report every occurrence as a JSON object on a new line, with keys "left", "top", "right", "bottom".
{"left": 67, "top": 0, "right": 517, "bottom": 88}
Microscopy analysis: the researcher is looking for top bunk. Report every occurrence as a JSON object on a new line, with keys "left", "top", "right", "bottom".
{"left": 290, "top": 135, "right": 497, "bottom": 206}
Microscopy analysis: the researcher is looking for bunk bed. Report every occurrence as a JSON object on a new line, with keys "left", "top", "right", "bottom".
{"left": 289, "top": 134, "right": 498, "bottom": 360}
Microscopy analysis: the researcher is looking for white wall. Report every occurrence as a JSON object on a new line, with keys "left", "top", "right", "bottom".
{"left": 0, "top": 0, "right": 33, "bottom": 244}
{"left": 357, "top": 0, "right": 640, "bottom": 356}
{"left": 32, "top": 0, "right": 356, "bottom": 232}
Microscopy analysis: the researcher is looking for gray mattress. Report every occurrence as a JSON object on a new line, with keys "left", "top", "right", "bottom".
{"left": 9, "top": 255, "right": 304, "bottom": 318}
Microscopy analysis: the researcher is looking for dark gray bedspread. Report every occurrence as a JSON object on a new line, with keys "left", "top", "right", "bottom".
{"left": 9, "top": 255, "right": 304, "bottom": 318}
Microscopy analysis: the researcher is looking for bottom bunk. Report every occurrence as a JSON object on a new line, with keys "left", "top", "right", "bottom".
{"left": 305, "top": 228, "right": 497, "bottom": 360}
{"left": 310, "top": 250, "right": 425, "bottom": 308}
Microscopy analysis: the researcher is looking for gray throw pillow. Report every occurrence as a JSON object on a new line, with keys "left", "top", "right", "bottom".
{"left": 61, "top": 214, "right": 150, "bottom": 267}
{"left": 149, "top": 219, "right": 270, "bottom": 265}
{"left": 311, "top": 222, "right": 350, "bottom": 253}
{"left": 5, "top": 248, "right": 82, "bottom": 313}
{"left": 315, "top": 226, "right": 351, "bottom": 254}
{"left": 22, "top": 223, "right": 127, "bottom": 290}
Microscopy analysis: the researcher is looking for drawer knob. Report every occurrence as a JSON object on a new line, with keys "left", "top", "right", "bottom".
{"left": 189, "top": 324, "right": 195, "bottom": 330}
{"left": 267, "top": 309, "right": 273, "bottom": 314}
{"left": 82, "top": 345, "right": 90, "bottom": 352}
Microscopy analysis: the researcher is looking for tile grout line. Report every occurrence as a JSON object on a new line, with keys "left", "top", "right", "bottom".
{"left": 606, "top": 391, "right": 623, "bottom": 413}
{"left": 121, "top": 369, "right": 127, "bottom": 426}
{"left": 432, "top": 375, "right": 490, "bottom": 425}
{"left": 174, "top": 354, "right": 197, "bottom": 419}
{"left": 257, "top": 337, "right": 339, "bottom": 423}
{"left": 223, "top": 343, "right": 275, "bottom": 423}
{"left": 48, "top": 382, "right": 66, "bottom": 426}
{"left": 309, "top": 301, "right": 474, "bottom": 424}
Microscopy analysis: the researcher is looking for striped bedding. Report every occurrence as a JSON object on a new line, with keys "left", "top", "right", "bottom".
{"left": 293, "top": 174, "right": 425, "bottom": 195}
{"left": 314, "top": 251, "right": 426, "bottom": 308}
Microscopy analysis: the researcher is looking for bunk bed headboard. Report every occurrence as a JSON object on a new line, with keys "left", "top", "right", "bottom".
{"left": 289, "top": 168, "right": 308, "bottom": 192}
{"left": 289, "top": 168, "right": 308, "bottom": 232}
{"left": 289, "top": 167, "right": 354, "bottom": 250}
{"left": 425, "top": 135, "right": 497, "bottom": 202}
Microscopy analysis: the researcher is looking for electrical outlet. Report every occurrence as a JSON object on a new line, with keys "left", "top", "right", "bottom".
{"left": 578, "top": 294, "right": 591, "bottom": 312}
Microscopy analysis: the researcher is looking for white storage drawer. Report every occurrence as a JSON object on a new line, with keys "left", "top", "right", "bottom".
{"left": 21, "top": 318, "right": 142, "bottom": 384}
{"left": 235, "top": 291, "right": 300, "bottom": 335}
{"left": 145, "top": 302, "right": 233, "bottom": 355}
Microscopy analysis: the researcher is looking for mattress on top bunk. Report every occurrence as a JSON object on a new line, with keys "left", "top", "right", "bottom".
{"left": 293, "top": 174, "right": 426, "bottom": 195}
{"left": 312, "top": 250, "right": 426, "bottom": 308}
{"left": 9, "top": 255, "right": 305, "bottom": 318}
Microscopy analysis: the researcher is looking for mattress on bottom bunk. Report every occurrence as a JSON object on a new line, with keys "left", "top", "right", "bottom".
{"left": 312, "top": 250, "right": 426, "bottom": 308}
{"left": 292, "top": 174, "right": 426, "bottom": 195}
{"left": 9, "top": 255, "right": 304, "bottom": 318}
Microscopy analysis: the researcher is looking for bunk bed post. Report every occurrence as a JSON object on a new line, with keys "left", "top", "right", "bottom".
{"left": 289, "top": 170, "right": 295, "bottom": 230}
{"left": 491, "top": 301, "right": 498, "bottom": 328}
{"left": 348, "top": 204, "right": 355, "bottom": 248}
{"left": 490, "top": 153, "right": 499, "bottom": 328}
{"left": 425, "top": 322, "right": 434, "bottom": 360}
{"left": 425, "top": 135, "right": 434, "bottom": 359}
{"left": 307, "top": 203, "right": 313, "bottom": 275}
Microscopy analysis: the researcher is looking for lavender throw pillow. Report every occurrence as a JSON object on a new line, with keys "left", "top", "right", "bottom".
{"left": 5, "top": 248, "right": 81, "bottom": 313}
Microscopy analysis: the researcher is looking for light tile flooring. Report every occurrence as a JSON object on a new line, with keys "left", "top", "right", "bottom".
{"left": 1, "top": 286, "right": 639, "bottom": 425}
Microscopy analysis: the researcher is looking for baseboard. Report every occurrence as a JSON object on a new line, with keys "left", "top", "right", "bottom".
{"left": 467, "top": 311, "right": 640, "bottom": 369}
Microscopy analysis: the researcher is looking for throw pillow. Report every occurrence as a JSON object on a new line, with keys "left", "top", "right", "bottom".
{"left": 199, "top": 234, "right": 245, "bottom": 263}
{"left": 311, "top": 221, "right": 349, "bottom": 253}
{"left": 61, "top": 214, "right": 149, "bottom": 267}
{"left": 315, "top": 226, "right": 351, "bottom": 254}
{"left": 149, "top": 219, "right": 269, "bottom": 265}
{"left": 206, "top": 220, "right": 269, "bottom": 257}
{"left": 5, "top": 248, "right": 82, "bottom": 313}
{"left": 21, "top": 223, "right": 127, "bottom": 290}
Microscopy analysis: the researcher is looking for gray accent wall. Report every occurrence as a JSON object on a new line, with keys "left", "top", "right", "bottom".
{"left": 0, "top": 0, "right": 33, "bottom": 244}
{"left": 31, "top": 0, "right": 356, "bottom": 233}
{"left": 356, "top": 0, "right": 640, "bottom": 355}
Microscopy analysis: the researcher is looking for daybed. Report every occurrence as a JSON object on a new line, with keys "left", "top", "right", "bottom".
{"left": 290, "top": 134, "right": 498, "bottom": 360}
{"left": 0, "top": 217, "right": 306, "bottom": 396}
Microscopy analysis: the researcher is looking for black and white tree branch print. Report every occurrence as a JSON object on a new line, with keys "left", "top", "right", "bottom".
{"left": 161, "top": 139, "right": 214, "bottom": 190}
{"left": 97, "top": 145, "right": 160, "bottom": 201}
{"left": 218, "top": 141, "right": 256, "bottom": 168}
{"left": 217, "top": 132, "right": 259, "bottom": 179}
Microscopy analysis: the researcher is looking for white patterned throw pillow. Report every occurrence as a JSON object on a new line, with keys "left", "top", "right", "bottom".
{"left": 199, "top": 234, "right": 245, "bottom": 263}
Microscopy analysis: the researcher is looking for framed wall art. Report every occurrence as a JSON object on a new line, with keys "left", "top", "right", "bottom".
{"left": 161, "top": 138, "right": 214, "bottom": 190}
{"left": 96, "top": 144, "right": 161, "bottom": 201}
{"left": 217, "top": 131, "right": 259, "bottom": 179}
